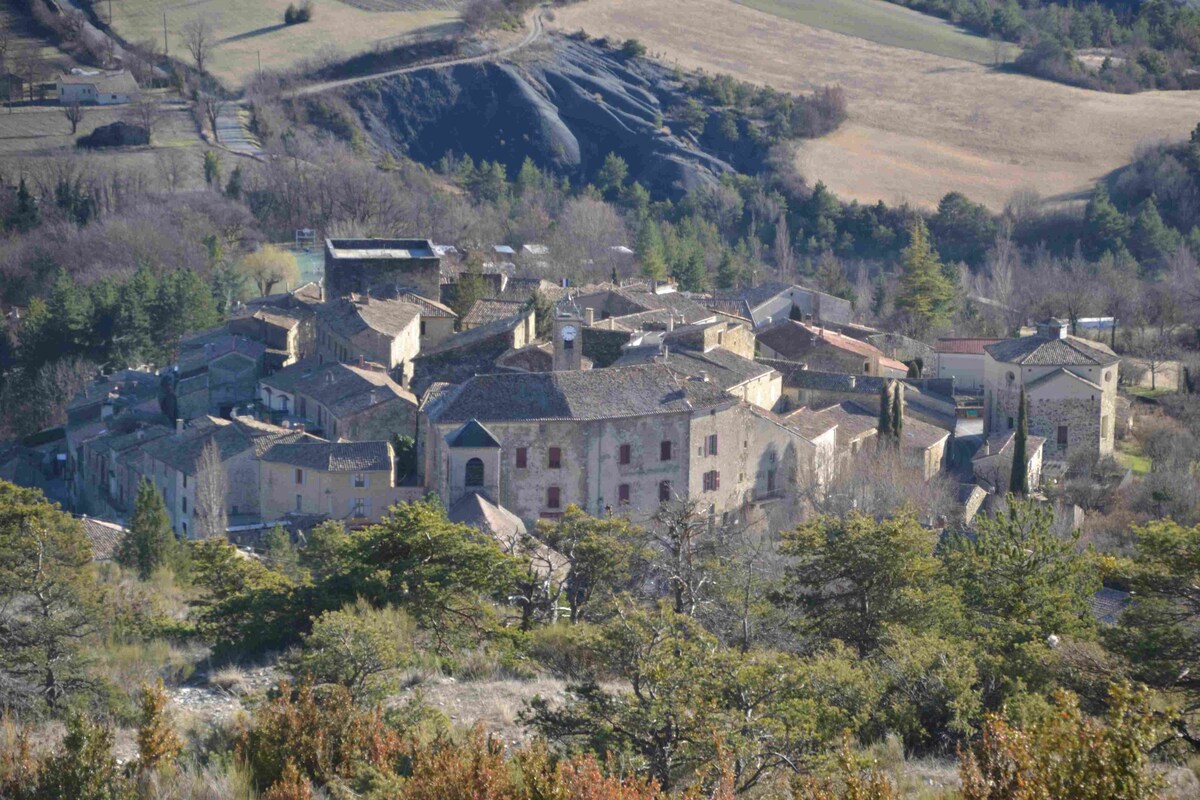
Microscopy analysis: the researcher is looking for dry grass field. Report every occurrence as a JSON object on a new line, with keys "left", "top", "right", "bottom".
{"left": 0, "top": 100, "right": 208, "bottom": 190}
{"left": 551, "top": 0, "right": 1200, "bottom": 210}
{"left": 107, "top": 0, "right": 461, "bottom": 88}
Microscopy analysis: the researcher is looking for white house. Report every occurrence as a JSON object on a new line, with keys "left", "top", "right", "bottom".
{"left": 935, "top": 338, "right": 1001, "bottom": 393}
{"left": 57, "top": 70, "right": 138, "bottom": 105}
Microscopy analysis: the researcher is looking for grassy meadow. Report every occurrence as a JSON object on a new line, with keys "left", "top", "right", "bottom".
{"left": 107, "top": 0, "right": 461, "bottom": 87}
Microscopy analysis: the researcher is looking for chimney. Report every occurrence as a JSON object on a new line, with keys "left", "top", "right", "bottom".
{"left": 358, "top": 354, "right": 365, "bottom": 368}
{"left": 585, "top": 308, "right": 595, "bottom": 326}
{"left": 368, "top": 389, "right": 378, "bottom": 406}
{"left": 175, "top": 419, "right": 184, "bottom": 433}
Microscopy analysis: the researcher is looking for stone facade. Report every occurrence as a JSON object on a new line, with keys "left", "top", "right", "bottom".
{"left": 324, "top": 239, "right": 441, "bottom": 301}
{"left": 983, "top": 324, "right": 1119, "bottom": 461}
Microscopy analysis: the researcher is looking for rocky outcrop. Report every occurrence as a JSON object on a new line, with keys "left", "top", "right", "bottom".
{"left": 341, "top": 37, "right": 735, "bottom": 199}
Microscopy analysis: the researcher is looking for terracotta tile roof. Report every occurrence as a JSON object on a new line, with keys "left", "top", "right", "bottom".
{"left": 985, "top": 334, "right": 1119, "bottom": 366}
{"left": 463, "top": 299, "right": 528, "bottom": 328}
{"left": 760, "top": 321, "right": 905, "bottom": 371}
{"left": 262, "top": 440, "right": 392, "bottom": 472}
{"left": 431, "top": 364, "right": 731, "bottom": 424}
{"left": 315, "top": 295, "right": 421, "bottom": 340}
{"left": 77, "top": 516, "right": 126, "bottom": 561}
{"left": 936, "top": 338, "right": 1002, "bottom": 355}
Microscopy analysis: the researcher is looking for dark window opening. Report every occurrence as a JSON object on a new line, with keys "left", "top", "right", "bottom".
{"left": 465, "top": 457, "right": 484, "bottom": 487}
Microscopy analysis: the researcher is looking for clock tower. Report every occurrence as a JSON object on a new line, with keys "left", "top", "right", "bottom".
{"left": 552, "top": 309, "right": 583, "bottom": 372}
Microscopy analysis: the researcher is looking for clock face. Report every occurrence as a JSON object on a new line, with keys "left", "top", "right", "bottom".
{"left": 561, "top": 325, "right": 578, "bottom": 342}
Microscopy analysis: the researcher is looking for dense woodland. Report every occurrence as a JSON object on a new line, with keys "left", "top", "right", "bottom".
{"left": 2, "top": 10, "right": 1200, "bottom": 794}
{"left": 886, "top": 0, "right": 1200, "bottom": 91}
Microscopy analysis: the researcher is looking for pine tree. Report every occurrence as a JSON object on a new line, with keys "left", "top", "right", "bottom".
{"left": 716, "top": 249, "right": 740, "bottom": 290}
{"left": 674, "top": 248, "right": 706, "bottom": 292}
{"left": 878, "top": 381, "right": 893, "bottom": 439}
{"left": 118, "top": 479, "right": 176, "bottom": 579}
{"left": 596, "top": 152, "right": 629, "bottom": 199}
{"left": 895, "top": 219, "right": 955, "bottom": 332}
{"left": 203, "top": 150, "right": 221, "bottom": 188}
{"left": 1084, "top": 184, "right": 1130, "bottom": 258}
{"left": 636, "top": 221, "right": 668, "bottom": 281}
{"left": 1010, "top": 387, "right": 1029, "bottom": 496}
{"left": 891, "top": 382, "right": 904, "bottom": 445}
{"left": 136, "top": 679, "right": 182, "bottom": 774}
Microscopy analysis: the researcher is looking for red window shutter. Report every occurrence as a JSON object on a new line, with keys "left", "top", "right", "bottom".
{"left": 618, "top": 484, "right": 630, "bottom": 504}
{"left": 661, "top": 441, "right": 672, "bottom": 461}
{"left": 549, "top": 447, "right": 561, "bottom": 469}
{"left": 619, "top": 444, "right": 631, "bottom": 465}
{"left": 547, "top": 487, "right": 561, "bottom": 508}
{"left": 516, "top": 447, "right": 527, "bottom": 469}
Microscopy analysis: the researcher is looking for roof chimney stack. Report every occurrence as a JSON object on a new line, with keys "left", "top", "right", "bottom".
{"left": 585, "top": 308, "right": 595, "bottom": 326}
{"left": 175, "top": 419, "right": 184, "bottom": 433}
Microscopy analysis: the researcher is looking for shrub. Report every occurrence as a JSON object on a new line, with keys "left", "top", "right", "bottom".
{"left": 620, "top": 38, "right": 647, "bottom": 59}
{"left": 284, "top": 3, "right": 297, "bottom": 24}
{"left": 285, "top": 600, "right": 414, "bottom": 702}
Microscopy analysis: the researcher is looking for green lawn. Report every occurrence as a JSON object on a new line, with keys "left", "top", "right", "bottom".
{"left": 1116, "top": 439, "right": 1152, "bottom": 475}
{"left": 731, "top": 0, "right": 1017, "bottom": 64}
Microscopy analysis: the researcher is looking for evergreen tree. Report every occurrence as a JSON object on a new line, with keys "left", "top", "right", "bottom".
{"left": 263, "top": 525, "right": 302, "bottom": 581}
{"left": 596, "top": 152, "right": 629, "bottom": 199}
{"left": 203, "top": 150, "right": 221, "bottom": 188}
{"left": 7, "top": 177, "right": 39, "bottom": 232}
{"left": 1010, "top": 387, "right": 1029, "bottom": 496}
{"left": 674, "top": 248, "right": 706, "bottom": 292}
{"left": 1083, "top": 184, "right": 1130, "bottom": 258}
{"left": 112, "top": 263, "right": 157, "bottom": 366}
{"left": 891, "top": 382, "right": 904, "bottom": 444}
{"left": 153, "top": 268, "right": 220, "bottom": 359}
{"left": 895, "top": 219, "right": 955, "bottom": 332}
{"left": 715, "top": 249, "right": 741, "bottom": 290}
{"left": 515, "top": 157, "right": 545, "bottom": 196}
{"left": 451, "top": 271, "right": 486, "bottom": 327}
{"left": 524, "top": 288, "right": 554, "bottom": 339}
{"left": 224, "top": 164, "right": 243, "bottom": 199}
{"left": 636, "top": 220, "right": 668, "bottom": 281}
{"left": 878, "top": 380, "right": 893, "bottom": 439}
{"left": 1130, "top": 195, "right": 1180, "bottom": 267}
{"left": 118, "top": 479, "right": 176, "bottom": 579}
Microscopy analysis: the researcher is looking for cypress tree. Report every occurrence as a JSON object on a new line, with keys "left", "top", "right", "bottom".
{"left": 118, "top": 479, "right": 176, "bottom": 579}
{"left": 892, "top": 382, "right": 904, "bottom": 445}
{"left": 1010, "top": 387, "right": 1030, "bottom": 496}
{"left": 878, "top": 381, "right": 893, "bottom": 439}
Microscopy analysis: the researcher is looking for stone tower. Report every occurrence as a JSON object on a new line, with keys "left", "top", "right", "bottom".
{"left": 552, "top": 308, "right": 583, "bottom": 372}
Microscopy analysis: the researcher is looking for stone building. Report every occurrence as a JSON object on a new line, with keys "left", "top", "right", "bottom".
{"left": 166, "top": 332, "right": 267, "bottom": 420}
{"left": 324, "top": 239, "right": 441, "bottom": 301}
{"left": 315, "top": 294, "right": 422, "bottom": 385}
{"left": 137, "top": 417, "right": 314, "bottom": 536}
{"left": 258, "top": 360, "right": 418, "bottom": 443}
{"left": 757, "top": 321, "right": 908, "bottom": 378}
{"left": 972, "top": 431, "right": 1046, "bottom": 494}
{"left": 706, "top": 282, "right": 853, "bottom": 330}
{"left": 421, "top": 363, "right": 832, "bottom": 527}
{"left": 259, "top": 439, "right": 415, "bottom": 524}
{"left": 983, "top": 320, "right": 1119, "bottom": 460}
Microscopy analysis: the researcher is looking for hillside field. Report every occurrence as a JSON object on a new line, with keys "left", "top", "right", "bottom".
{"left": 106, "top": 0, "right": 461, "bottom": 87}
{"left": 550, "top": 0, "right": 1200, "bottom": 211}
{"left": 733, "top": 0, "right": 1016, "bottom": 64}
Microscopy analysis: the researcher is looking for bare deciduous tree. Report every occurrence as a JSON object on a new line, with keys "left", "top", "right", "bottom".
{"left": 123, "top": 96, "right": 163, "bottom": 138}
{"left": 194, "top": 439, "right": 228, "bottom": 540}
{"left": 200, "top": 93, "right": 225, "bottom": 140}
{"left": 154, "top": 148, "right": 186, "bottom": 192}
{"left": 180, "top": 16, "right": 217, "bottom": 74}
{"left": 62, "top": 101, "right": 85, "bottom": 134}
{"left": 650, "top": 498, "right": 722, "bottom": 616}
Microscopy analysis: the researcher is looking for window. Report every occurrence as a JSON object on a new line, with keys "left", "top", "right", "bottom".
{"left": 547, "top": 486, "right": 561, "bottom": 509}
{"left": 619, "top": 444, "right": 631, "bottom": 465}
{"left": 351, "top": 498, "right": 370, "bottom": 518}
{"left": 564, "top": 337, "right": 574, "bottom": 351}
{"left": 465, "top": 458, "right": 485, "bottom": 487}
{"left": 420, "top": 320, "right": 427, "bottom": 337}
{"left": 1007, "top": 417, "right": 1014, "bottom": 430}
{"left": 295, "top": 494, "right": 303, "bottom": 512}
{"left": 1057, "top": 425, "right": 1069, "bottom": 448}
{"left": 618, "top": 483, "right": 630, "bottom": 505}
{"left": 353, "top": 473, "right": 368, "bottom": 488}
{"left": 516, "top": 447, "right": 527, "bottom": 469}
{"left": 182, "top": 522, "right": 187, "bottom": 537}
{"left": 659, "top": 481, "right": 671, "bottom": 503}
{"left": 231, "top": 505, "right": 239, "bottom": 515}
{"left": 660, "top": 440, "right": 672, "bottom": 461}
{"left": 295, "top": 468, "right": 304, "bottom": 485}
{"left": 766, "top": 469, "right": 776, "bottom": 494}
{"left": 705, "top": 434, "right": 719, "bottom": 456}
{"left": 862, "top": 361, "right": 870, "bottom": 374}
{"left": 703, "top": 470, "right": 720, "bottom": 492}
{"left": 548, "top": 447, "right": 562, "bottom": 469}
{"left": 182, "top": 474, "right": 187, "bottom": 488}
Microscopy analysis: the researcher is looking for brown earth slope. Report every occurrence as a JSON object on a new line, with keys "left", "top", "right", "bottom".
{"left": 550, "top": 0, "right": 1200, "bottom": 210}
